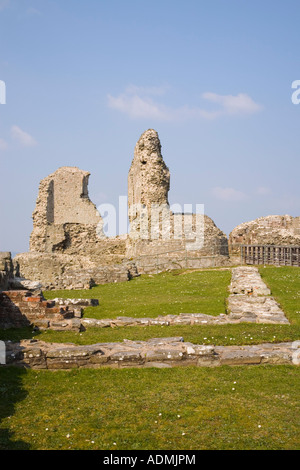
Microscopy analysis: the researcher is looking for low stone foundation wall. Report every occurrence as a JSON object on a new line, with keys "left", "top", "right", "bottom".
{"left": 0, "top": 290, "right": 82, "bottom": 331}
{"left": 133, "top": 253, "right": 230, "bottom": 275}
{"left": 227, "top": 266, "right": 289, "bottom": 325}
{"left": 14, "top": 252, "right": 139, "bottom": 290}
{"left": 229, "top": 266, "right": 271, "bottom": 295}
{"left": 3, "top": 337, "right": 300, "bottom": 369}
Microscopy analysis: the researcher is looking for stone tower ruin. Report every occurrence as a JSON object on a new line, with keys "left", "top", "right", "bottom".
{"left": 14, "top": 129, "right": 231, "bottom": 289}
{"left": 126, "top": 129, "right": 229, "bottom": 261}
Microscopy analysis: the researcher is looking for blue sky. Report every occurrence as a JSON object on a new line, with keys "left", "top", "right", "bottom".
{"left": 0, "top": 0, "right": 299, "bottom": 253}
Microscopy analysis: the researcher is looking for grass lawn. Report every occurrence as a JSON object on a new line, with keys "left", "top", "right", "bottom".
{"left": 0, "top": 365, "right": 299, "bottom": 450}
{"left": 24, "top": 265, "right": 299, "bottom": 347}
{"left": 0, "top": 265, "right": 299, "bottom": 450}
{"left": 45, "top": 269, "right": 232, "bottom": 319}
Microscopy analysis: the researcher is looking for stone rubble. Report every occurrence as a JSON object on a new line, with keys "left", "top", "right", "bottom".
{"left": 229, "top": 266, "right": 271, "bottom": 295}
{"left": 14, "top": 130, "right": 230, "bottom": 290}
{"left": 229, "top": 215, "right": 300, "bottom": 251}
{"left": 0, "top": 252, "right": 14, "bottom": 291}
{"left": 0, "top": 290, "right": 82, "bottom": 331}
{"left": 3, "top": 337, "right": 300, "bottom": 369}
{"left": 227, "top": 266, "right": 289, "bottom": 325}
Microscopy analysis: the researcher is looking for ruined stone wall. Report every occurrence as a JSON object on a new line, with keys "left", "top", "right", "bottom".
{"left": 0, "top": 252, "right": 13, "bottom": 291}
{"left": 30, "top": 166, "right": 126, "bottom": 258}
{"left": 15, "top": 130, "right": 231, "bottom": 289}
{"left": 229, "top": 215, "right": 300, "bottom": 255}
{"left": 0, "top": 290, "right": 82, "bottom": 331}
{"left": 14, "top": 252, "right": 137, "bottom": 290}
{"left": 5, "top": 338, "right": 300, "bottom": 369}
{"left": 128, "top": 129, "right": 170, "bottom": 215}
{"left": 126, "top": 129, "right": 229, "bottom": 266}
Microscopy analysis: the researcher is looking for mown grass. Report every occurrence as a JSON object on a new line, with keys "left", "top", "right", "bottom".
{"left": 259, "top": 266, "right": 300, "bottom": 324}
{"left": 0, "top": 365, "right": 299, "bottom": 450}
{"left": 0, "top": 266, "right": 299, "bottom": 346}
{"left": 0, "top": 265, "right": 299, "bottom": 450}
{"left": 44, "top": 269, "right": 232, "bottom": 319}
{"left": 25, "top": 265, "right": 299, "bottom": 347}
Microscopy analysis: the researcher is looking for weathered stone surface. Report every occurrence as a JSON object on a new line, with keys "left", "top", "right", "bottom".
{"left": 229, "top": 267, "right": 271, "bottom": 295}
{"left": 30, "top": 166, "right": 102, "bottom": 253}
{"left": 10, "top": 130, "right": 232, "bottom": 289}
{"left": 0, "top": 290, "right": 84, "bottom": 331}
{"left": 227, "top": 295, "right": 289, "bottom": 324}
{"left": 128, "top": 129, "right": 170, "bottom": 217}
{"left": 15, "top": 166, "right": 128, "bottom": 289}
{"left": 227, "top": 267, "right": 289, "bottom": 325}
{"left": 14, "top": 252, "right": 135, "bottom": 290}
{"left": 9, "top": 277, "right": 43, "bottom": 291}
{"left": 3, "top": 338, "right": 299, "bottom": 369}
{"left": 229, "top": 215, "right": 300, "bottom": 252}
{"left": 0, "top": 252, "right": 14, "bottom": 291}
{"left": 126, "top": 129, "right": 229, "bottom": 267}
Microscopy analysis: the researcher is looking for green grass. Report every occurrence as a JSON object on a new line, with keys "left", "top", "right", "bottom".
{"left": 1, "top": 265, "right": 300, "bottom": 450}
{"left": 1, "top": 266, "right": 299, "bottom": 346}
{"left": 259, "top": 266, "right": 300, "bottom": 324}
{"left": 0, "top": 365, "right": 299, "bottom": 450}
{"left": 44, "top": 269, "right": 232, "bottom": 319}
{"left": 19, "top": 265, "right": 298, "bottom": 347}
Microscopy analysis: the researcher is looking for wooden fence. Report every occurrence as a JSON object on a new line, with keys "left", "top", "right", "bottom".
{"left": 241, "top": 245, "right": 300, "bottom": 266}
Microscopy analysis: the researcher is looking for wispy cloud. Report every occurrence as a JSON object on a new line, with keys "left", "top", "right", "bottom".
{"left": 212, "top": 186, "right": 246, "bottom": 202}
{"left": 124, "top": 84, "right": 169, "bottom": 97}
{"left": 108, "top": 86, "right": 263, "bottom": 121}
{"left": 202, "top": 92, "right": 263, "bottom": 115}
{"left": 11, "top": 125, "right": 37, "bottom": 147}
{"left": 255, "top": 186, "right": 272, "bottom": 196}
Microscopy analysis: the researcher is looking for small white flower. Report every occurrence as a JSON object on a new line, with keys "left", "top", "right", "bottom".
{"left": 258, "top": 425, "right": 262, "bottom": 428}
{"left": 66, "top": 434, "right": 70, "bottom": 438}
{"left": 177, "top": 415, "right": 181, "bottom": 418}
{"left": 232, "top": 388, "right": 235, "bottom": 391}
{"left": 182, "top": 432, "right": 185, "bottom": 436}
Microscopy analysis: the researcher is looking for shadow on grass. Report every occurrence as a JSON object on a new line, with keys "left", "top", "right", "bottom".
{"left": 0, "top": 327, "right": 41, "bottom": 450}
{"left": 0, "top": 367, "right": 30, "bottom": 449}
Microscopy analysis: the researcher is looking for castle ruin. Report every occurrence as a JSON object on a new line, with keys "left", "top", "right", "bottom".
{"left": 14, "top": 129, "right": 229, "bottom": 289}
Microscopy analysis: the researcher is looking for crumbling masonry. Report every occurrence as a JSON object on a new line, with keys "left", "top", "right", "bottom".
{"left": 9, "top": 129, "right": 300, "bottom": 290}
{"left": 14, "top": 129, "right": 229, "bottom": 289}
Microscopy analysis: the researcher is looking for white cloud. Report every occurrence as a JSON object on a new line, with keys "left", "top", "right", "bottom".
{"left": 202, "top": 92, "right": 263, "bottom": 115}
{"left": 108, "top": 93, "right": 171, "bottom": 120}
{"left": 0, "top": 138, "right": 8, "bottom": 150}
{"left": 11, "top": 125, "right": 37, "bottom": 147}
{"left": 124, "top": 84, "right": 169, "bottom": 97}
{"left": 212, "top": 186, "right": 246, "bottom": 202}
{"left": 108, "top": 86, "right": 262, "bottom": 121}
{"left": 255, "top": 186, "right": 271, "bottom": 196}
